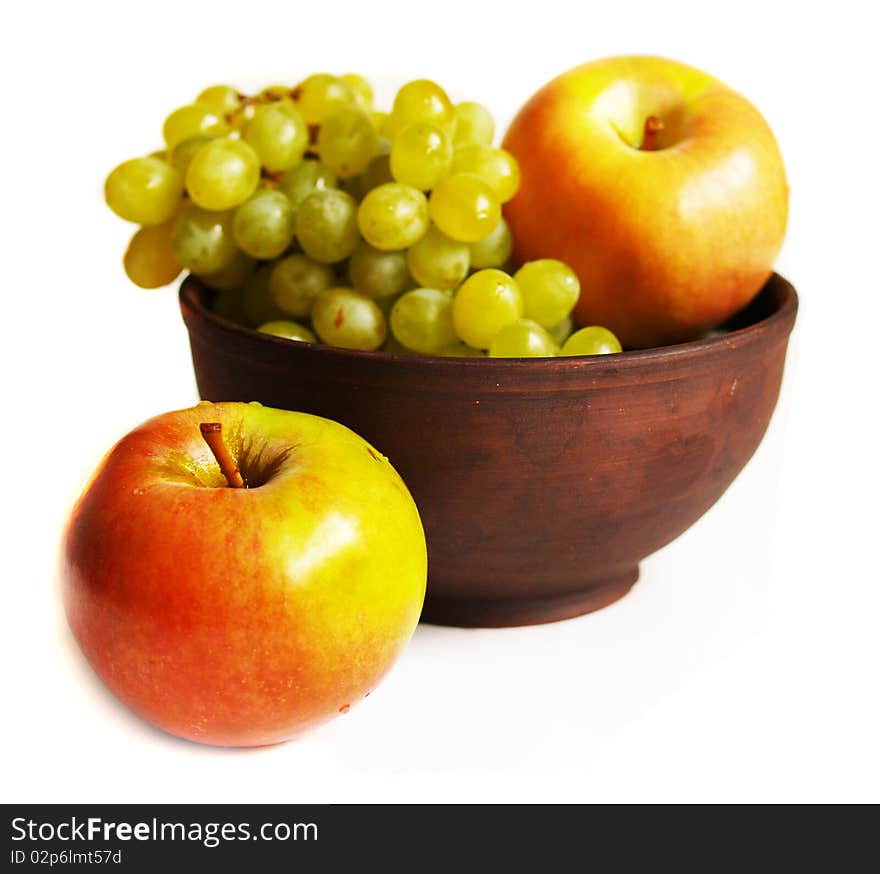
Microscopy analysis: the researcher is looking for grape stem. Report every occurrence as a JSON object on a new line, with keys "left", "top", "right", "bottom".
{"left": 640, "top": 116, "right": 664, "bottom": 151}
{"left": 200, "top": 422, "right": 246, "bottom": 488}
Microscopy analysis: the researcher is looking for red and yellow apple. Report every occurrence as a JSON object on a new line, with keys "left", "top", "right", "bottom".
{"left": 503, "top": 55, "right": 788, "bottom": 348}
{"left": 62, "top": 402, "right": 426, "bottom": 747}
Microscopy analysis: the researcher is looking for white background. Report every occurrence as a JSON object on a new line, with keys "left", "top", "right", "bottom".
{"left": 2, "top": 0, "right": 877, "bottom": 803}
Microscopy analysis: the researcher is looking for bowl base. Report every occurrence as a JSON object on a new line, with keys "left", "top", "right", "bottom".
{"left": 420, "top": 567, "right": 639, "bottom": 628}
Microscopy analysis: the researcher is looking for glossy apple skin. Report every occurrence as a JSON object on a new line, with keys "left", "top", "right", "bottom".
{"left": 62, "top": 403, "right": 426, "bottom": 747}
{"left": 503, "top": 56, "right": 788, "bottom": 348}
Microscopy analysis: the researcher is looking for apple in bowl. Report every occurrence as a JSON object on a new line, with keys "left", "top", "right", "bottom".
{"left": 502, "top": 55, "right": 789, "bottom": 348}
{"left": 62, "top": 402, "right": 426, "bottom": 746}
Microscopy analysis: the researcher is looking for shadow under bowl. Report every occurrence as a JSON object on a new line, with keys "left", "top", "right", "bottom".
{"left": 180, "top": 273, "right": 797, "bottom": 627}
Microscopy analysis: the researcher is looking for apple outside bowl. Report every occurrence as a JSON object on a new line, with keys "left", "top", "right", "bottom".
{"left": 180, "top": 273, "right": 797, "bottom": 628}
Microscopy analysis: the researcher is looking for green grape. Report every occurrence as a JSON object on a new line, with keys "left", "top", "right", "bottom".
{"left": 294, "top": 74, "right": 354, "bottom": 124}
{"left": 548, "top": 315, "right": 574, "bottom": 346}
{"left": 123, "top": 222, "right": 181, "bottom": 289}
{"left": 342, "top": 73, "right": 374, "bottom": 109}
{"left": 428, "top": 172, "right": 500, "bottom": 243}
{"left": 226, "top": 102, "right": 257, "bottom": 133}
{"left": 212, "top": 287, "right": 248, "bottom": 324}
{"left": 232, "top": 190, "right": 296, "bottom": 259}
{"left": 317, "top": 107, "right": 378, "bottom": 178}
{"left": 358, "top": 182, "right": 429, "bottom": 250}
{"left": 390, "top": 288, "right": 457, "bottom": 354}
{"left": 244, "top": 104, "right": 308, "bottom": 173}
{"left": 242, "top": 264, "right": 287, "bottom": 326}
{"left": 171, "top": 204, "right": 237, "bottom": 274}
{"left": 385, "top": 79, "right": 454, "bottom": 139}
{"left": 105, "top": 156, "right": 183, "bottom": 225}
{"left": 381, "top": 334, "right": 414, "bottom": 355}
{"left": 406, "top": 226, "right": 469, "bottom": 290}
{"left": 469, "top": 217, "right": 513, "bottom": 269}
{"left": 163, "top": 104, "right": 228, "bottom": 149}
{"left": 311, "top": 287, "right": 387, "bottom": 351}
{"left": 453, "top": 102, "right": 495, "bottom": 147}
{"left": 295, "top": 188, "right": 360, "bottom": 263}
{"left": 269, "top": 253, "right": 335, "bottom": 317}
{"left": 513, "top": 259, "right": 581, "bottom": 328}
{"left": 257, "top": 320, "right": 317, "bottom": 343}
{"left": 356, "top": 153, "right": 394, "bottom": 197}
{"left": 277, "top": 160, "right": 338, "bottom": 212}
{"left": 200, "top": 249, "right": 256, "bottom": 290}
{"left": 348, "top": 241, "right": 410, "bottom": 299}
{"left": 452, "top": 145, "right": 521, "bottom": 203}
{"left": 561, "top": 326, "right": 622, "bottom": 356}
{"left": 170, "top": 135, "right": 214, "bottom": 177}
{"left": 489, "top": 319, "right": 559, "bottom": 358}
{"left": 390, "top": 123, "right": 453, "bottom": 190}
{"left": 438, "top": 342, "right": 485, "bottom": 358}
{"left": 196, "top": 85, "right": 241, "bottom": 114}
{"left": 186, "top": 138, "right": 260, "bottom": 210}
{"left": 452, "top": 269, "right": 523, "bottom": 349}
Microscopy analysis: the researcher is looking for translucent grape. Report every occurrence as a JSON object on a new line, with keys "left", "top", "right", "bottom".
{"left": 452, "top": 145, "right": 521, "bottom": 203}
{"left": 561, "top": 326, "right": 623, "bottom": 356}
{"left": 514, "top": 259, "right": 581, "bottom": 328}
{"left": 163, "top": 104, "right": 228, "bottom": 150}
{"left": 233, "top": 190, "right": 296, "bottom": 259}
{"left": 242, "top": 264, "right": 287, "bottom": 327}
{"left": 406, "top": 226, "right": 469, "bottom": 290}
{"left": 358, "top": 183, "right": 429, "bottom": 250}
{"left": 489, "top": 319, "right": 559, "bottom": 358}
{"left": 294, "top": 74, "right": 354, "bottom": 125}
{"left": 356, "top": 153, "right": 394, "bottom": 198}
{"left": 212, "top": 287, "right": 248, "bottom": 324}
{"left": 196, "top": 85, "right": 241, "bottom": 114}
{"left": 226, "top": 102, "right": 257, "bottom": 134}
{"left": 277, "top": 160, "right": 338, "bottom": 212}
{"left": 342, "top": 73, "right": 374, "bottom": 109}
{"left": 348, "top": 241, "right": 410, "bottom": 299}
{"left": 548, "top": 315, "right": 574, "bottom": 346}
{"left": 105, "top": 156, "right": 183, "bottom": 225}
{"left": 171, "top": 204, "right": 237, "bottom": 274}
{"left": 452, "top": 269, "right": 523, "bottom": 349}
{"left": 382, "top": 334, "right": 413, "bottom": 355}
{"left": 390, "top": 123, "right": 453, "bottom": 190}
{"left": 186, "top": 138, "right": 260, "bottom": 210}
{"left": 390, "top": 288, "right": 457, "bottom": 354}
{"left": 123, "top": 222, "right": 181, "bottom": 289}
{"left": 469, "top": 217, "right": 513, "bottom": 269}
{"left": 317, "top": 107, "right": 378, "bottom": 178}
{"left": 311, "top": 287, "right": 387, "bottom": 351}
{"left": 295, "top": 188, "right": 360, "bottom": 263}
{"left": 245, "top": 104, "right": 308, "bottom": 173}
{"left": 200, "top": 250, "right": 256, "bottom": 290}
{"left": 170, "top": 135, "right": 213, "bottom": 177}
{"left": 257, "top": 320, "right": 317, "bottom": 343}
{"left": 269, "top": 253, "right": 335, "bottom": 317}
{"left": 428, "top": 173, "right": 500, "bottom": 243}
{"left": 452, "top": 102, "right": 495, "bottom": 147}
{"left": 385, "top": 79, "right": 454, "bottom": 139}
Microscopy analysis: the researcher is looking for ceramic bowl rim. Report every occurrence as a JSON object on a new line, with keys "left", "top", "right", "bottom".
{"left": 180, "top": 272, "right": 798, "bottom": 376}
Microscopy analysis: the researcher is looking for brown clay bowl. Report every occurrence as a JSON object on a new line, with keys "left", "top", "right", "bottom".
{"left": 180, "top": 273, "right": 797, "bottom": 628}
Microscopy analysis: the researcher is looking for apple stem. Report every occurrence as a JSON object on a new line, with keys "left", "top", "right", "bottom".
{"left": 199, "top": 423, "right": 246, "bottom": 489}
{"left": 640, "top": 116, "right": 664, "bottom": 151}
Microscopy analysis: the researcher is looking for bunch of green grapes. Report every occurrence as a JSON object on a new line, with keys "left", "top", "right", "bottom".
{"left": 106, "top": 74, "right": 622, "bottom": 357}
